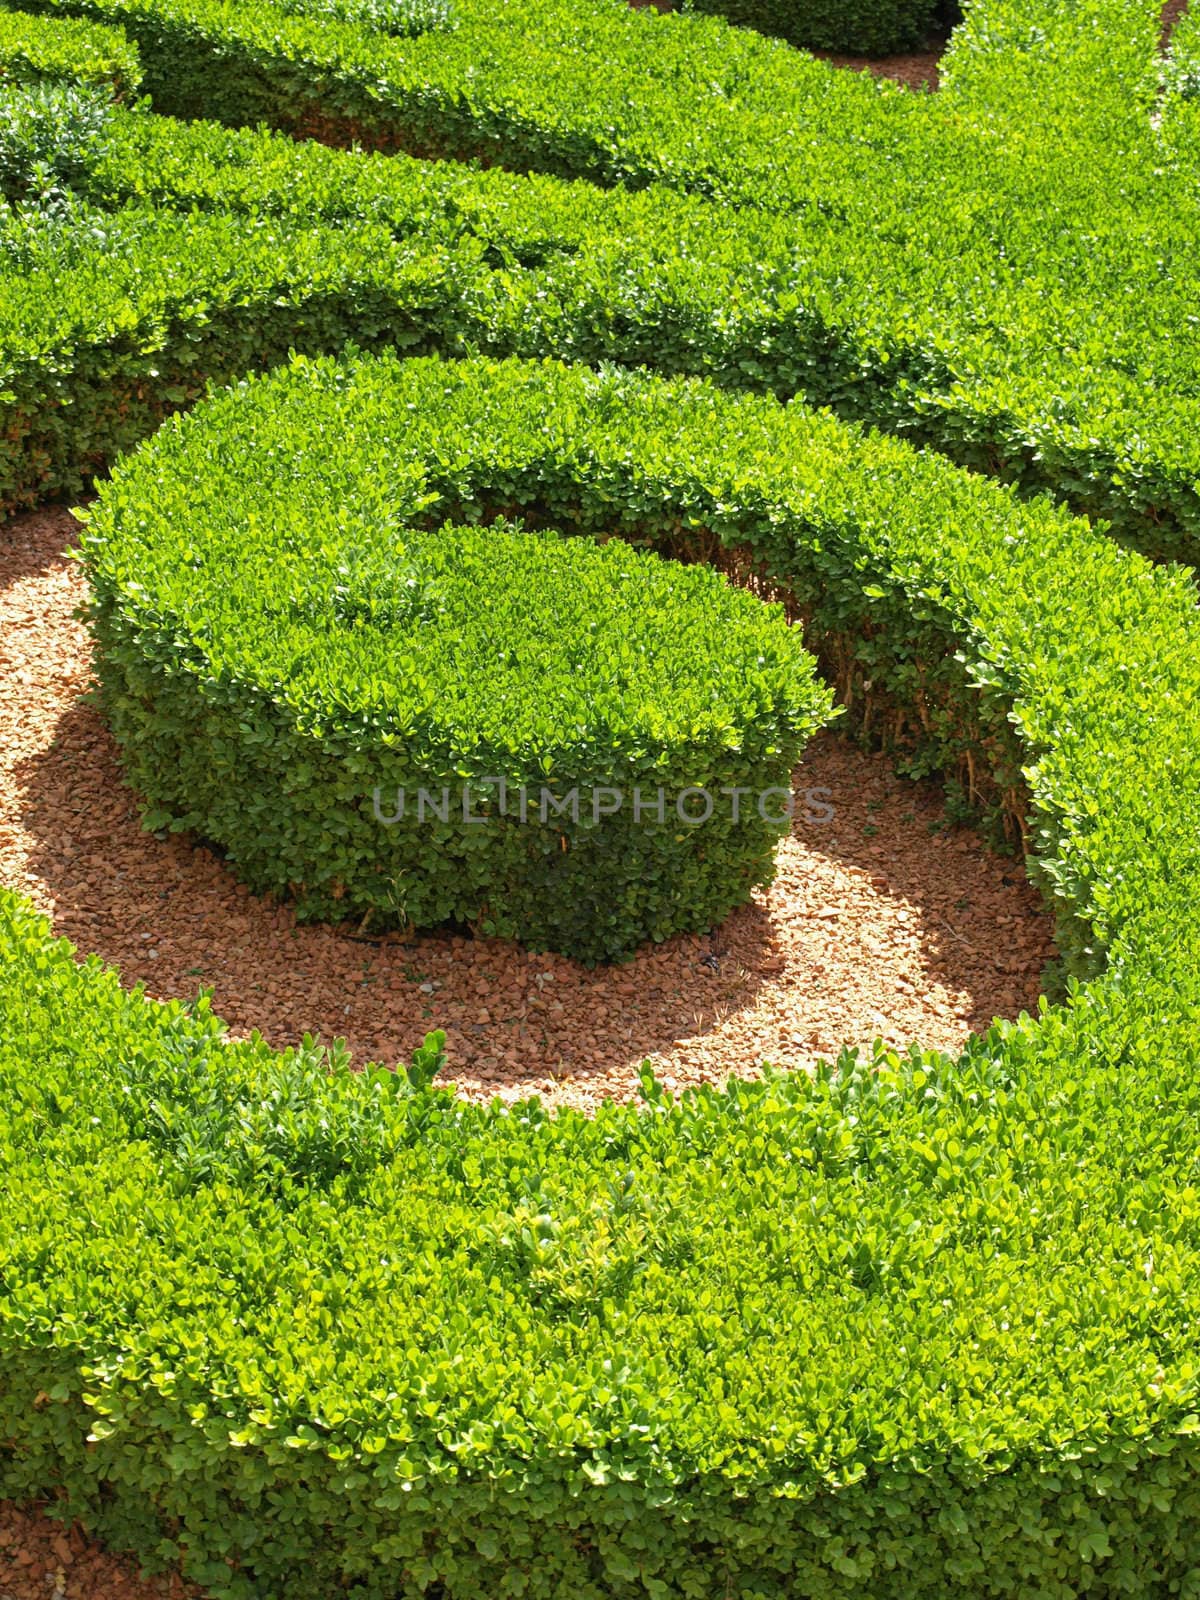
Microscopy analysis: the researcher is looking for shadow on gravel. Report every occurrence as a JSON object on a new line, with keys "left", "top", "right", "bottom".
{"left": 4, "top": 513, "right": 1053, "bottom": 1110}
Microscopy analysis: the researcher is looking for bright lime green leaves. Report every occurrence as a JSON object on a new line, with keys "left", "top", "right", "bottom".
{"left": 81, "top": 353, "right": 832, "bottom": 961}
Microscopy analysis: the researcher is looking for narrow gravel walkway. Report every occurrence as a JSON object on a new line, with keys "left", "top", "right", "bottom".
{"left": 0, "top": 507, "right": 1055, "bottom": 1107}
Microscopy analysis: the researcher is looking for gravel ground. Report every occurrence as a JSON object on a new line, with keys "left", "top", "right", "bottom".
{"left": 0, "top": 506, "right": 1055, "bottom": 1108}
{"left": 0, "top": 1505, "right": 194, "bottom": 1600}
{"left": 812, "top": 39, "right": 943, "bottom": 89}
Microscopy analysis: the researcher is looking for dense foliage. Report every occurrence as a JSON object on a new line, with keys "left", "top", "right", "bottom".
{"left": 7, "top": 332, "right": 1200, "bottom": 1592}
{"left": 3, "top": 0, "right": 1200, "bottom": 557}
{"left": 81, "top": 355, "right": 831, "bottom": 960}
{"left": 1, "top": 0, "right": 1200, "bottom": 1593}
{"left": 0, "top": 5, "right": 138, "bottom": 91}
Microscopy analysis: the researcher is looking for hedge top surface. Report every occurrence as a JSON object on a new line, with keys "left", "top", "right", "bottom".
{"left": 275, "top": 0, "right": 452, "bottom": 35}
{"left": 0, "top": 7, "right": 140, "bottom": 94}
{"left": 76, "top": 348, "right": 1200, "bottom": 991}
{"left": 80, "top": 357, "right": 824, "bottom": 771}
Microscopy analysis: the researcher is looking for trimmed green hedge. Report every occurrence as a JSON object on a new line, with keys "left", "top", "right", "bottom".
{"left": 6, "top": 347, "right": 1200, "bottom": 1593}
{"left": 0, "top": 86, "right": 1197, "bottom": 562}
{"left": 0, "top": 0, "right": 1150, "bottom": 202}
{"left": 0, "top": 197, "right": 486, "bottom": 516}
{"left": 1, "top": 0, "right": 1200, "bottom": 1591}
{"left": 80, "top": 365, "right": 831, "bottom": 960}
{"left": 275, "top": 0, "right": 452, "bottom": 34}
{"left": 0, "top": 6, "right": 139, "bottom": 94}
{"left": 6, "top": 0, "right": 1200, "bottom": 561}
{"left": 0, "top": 81, "right": 112, "bottom": 200}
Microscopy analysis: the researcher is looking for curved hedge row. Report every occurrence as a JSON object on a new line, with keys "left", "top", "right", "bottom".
{"left": 5, "top": 348, "right": 1200, "bottom": 1595}
{"left": 80, "top": 366, "right": 830, "bottom": 961}
{"left": 5, "top": 0, "right": 1200, "bottom": 560}
{"left": 14, "top": 0, "right": 792, "bottom": 154}
{"left": 0, "top": 6, "right": 138, "bottom": 92}
{"left": 0, "top": 95, "right": 1197, "bottom": 561}
{"left": 2, "top": 0, "right": 1200, "bottom": 1592}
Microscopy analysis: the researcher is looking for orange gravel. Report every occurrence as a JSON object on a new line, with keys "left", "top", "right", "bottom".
{"left": 0, "top": 506, "right": 1055, "bottom": 1107}
{"left": 0, "top": 1503, "right": 195, "bottom": 1600}
{"left": 812, "top": 39, "right": 943, "bottom": 89}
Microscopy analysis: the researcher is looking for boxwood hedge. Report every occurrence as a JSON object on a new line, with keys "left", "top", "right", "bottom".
{"left": 5, "top": 0, "right": 1200, "bottom": 560}
{"left": 1, "top": 0, "right": 1200, "bottom": 1592}
{"left": 1, "top": 94, "right": 1199, "bottom": 561}
{"left": 0, "top": 0, "right": 969, "bottom": 188}
{"left": 79, "top": 359, "right": 832, "bottom": 960}
{"left": 7, "top": 342, "right": 1200, "bottom": 1593}
{"left": 686, "top": 0, "right": 945, "bottom": 53}
{"left": 0, "top": 5, "right": 138, "bottom": 92}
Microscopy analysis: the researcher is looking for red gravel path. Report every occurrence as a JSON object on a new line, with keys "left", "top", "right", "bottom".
{"left": 0, "top": 507, "right": 1055, "bottom": 1108}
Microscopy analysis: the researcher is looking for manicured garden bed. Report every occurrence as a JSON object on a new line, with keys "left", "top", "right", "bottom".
{"left": 1, "top": 0, "right": 1200, "bottom": 1592}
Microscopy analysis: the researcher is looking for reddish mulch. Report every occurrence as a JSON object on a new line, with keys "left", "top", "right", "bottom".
{"left": 812, "top": 39, "right": 943, "bottom": 90}
{"left": 0, "top": 506, "right": 1055, "bottom": 1108}
{"left": 0, "top": 1504, "right": 195, "bottom": 1600}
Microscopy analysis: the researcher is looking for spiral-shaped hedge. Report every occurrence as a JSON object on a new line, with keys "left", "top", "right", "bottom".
{"left": 4, "top": 341, "right": 1200, "bottom": 1593}
{"left": 4, "top": 0, "right": 1200, "bottom": 1593}
{"left": 79, "top": 354, "right": 831, "bottom": 962}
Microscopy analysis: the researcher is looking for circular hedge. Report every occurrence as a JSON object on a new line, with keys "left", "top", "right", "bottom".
{"left": 78, "top": 355, "right": 833, "bottom": 963}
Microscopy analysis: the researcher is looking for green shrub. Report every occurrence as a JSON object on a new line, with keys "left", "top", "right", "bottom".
{"left": 0, "top": 5, "right": 140, "bottom": 94}
{"left": 0, "top": 197, "right": 485, "bottom": 514}
{"left": 1, "top": 0, "right": 1200, "bottom": 1590}
{"left": 7, "top": 0, "right": 1199, "bottom": 560}
{"left": 4, "top": 0, "right": 458, "bottom": 130}
{"left": 275, "top": 0, "right": 453, "bottom": 35}
{"left": 0, "top": 84, "right": 1195, "bottom": 561}
{"left": 0, "top": 81, "right": 111, "bottom": 199}
{"left": 79, "top": 369, "right": 831, "bottom": 961}
{"left": 5, "top": 345, "right": 1200, "bottom": 1594}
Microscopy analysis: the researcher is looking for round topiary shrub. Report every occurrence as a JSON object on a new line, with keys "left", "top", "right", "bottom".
{"left": 78, "top": 354, "right": 833, "bottom": 963}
